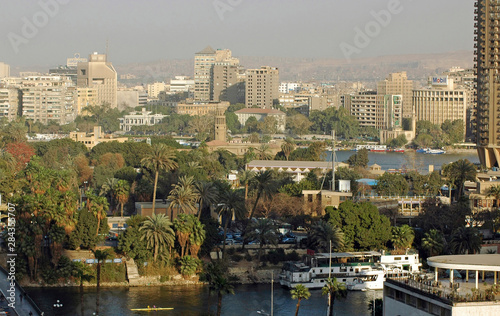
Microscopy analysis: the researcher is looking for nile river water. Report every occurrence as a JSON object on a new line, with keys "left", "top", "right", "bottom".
{"left": 26, "top": 283, "right": 383, "bottom": 316}
{"left": 329, "top": 150, "right": 480, "bottom": 173}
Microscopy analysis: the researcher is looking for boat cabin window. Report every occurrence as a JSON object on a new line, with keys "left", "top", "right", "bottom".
{"left": 394, "top": 257, "right": 402, "bottom": 260}
{"left": 405, "top": 257, "right": 408, "bottom": 260}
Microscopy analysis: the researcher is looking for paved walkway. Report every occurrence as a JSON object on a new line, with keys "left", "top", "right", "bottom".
{"left": 0, "top": 266, "right": 41, "bottom": 316}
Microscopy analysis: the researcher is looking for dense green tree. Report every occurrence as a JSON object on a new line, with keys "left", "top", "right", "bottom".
{"left": 225, "top": 111, "right": 241, "bottom": 133}
{"left": 486, "top": 185, "right": 500, "bottom": 207}
{"left": 238, "top": 170, "right": 254, "bottom": 200}
{"left": 245, "top": 116, "right": 259, "bottom": 133}
{"left": 281, "top": 138, "right": 295, "bottom": 161}
{"left": 441, "top": 119, "right": 464, "bottom": 144}
{"left": 309, "top": 107, "right": 360, "bottom": 139}
{"left": 376, "top": 173, "right": 409, "bottom": 196}
{"left": 173, "top": 214, "right": 195, "bottom": 258}
{"left": 141, "top": 144, "right": 178, "bottom": 215}
{"left": 115, "top": 179, "right": 130, "bottom": 217}
{"left": 324, "top": 201, "right": 392, "bottom": 250}
{"left": 118, "top": 215, "right": 151, "bottom": 263}
{"left": 287, "top": 114, "right": 313, "bottom": 136}
{"left": 413, "top": 133, "right": 433, "bottom": 148}
{"left": 415, "top": 199, "right": 471, "bottom": 236}
{"left": 248, "top": 170, "right": 276, "bottom": 221}
{"left": 279, "top": 179, "right": 320, "bottom": 197}
{"left": 90, "top": 141, "right": 151, "bottom": 167}
{"left": 291, "top": 284, "right": 311, "bottom": 316}
{"left": 346, "top": 148, "right": 369, "bottom": 168}
{"left": 387, "top": 134, "right": 408, "bottom": 147}
{"left": 189, "top": 218, "right": 206, "bottom": 258}
{"left": 322, "top": 277, "right": 347, "bottom": 316}
{"left": 194, "top": 181, "right": 218, "bottom": 219}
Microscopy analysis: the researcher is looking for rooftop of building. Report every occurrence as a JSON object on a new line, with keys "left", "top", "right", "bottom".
{"left": 427, "top": 254, "right": 500, "bottom": 271}
{"left": 196, "top": 45, "right": 216, "bottom": 55}
{"left": 235, "top": 108, "right": 285, "bottom": 115}
{"left": 247, "top": 160, "right": 347, "bottom": 169}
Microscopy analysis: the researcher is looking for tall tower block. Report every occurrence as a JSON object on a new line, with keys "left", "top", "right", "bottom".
{"left": 475, "top": 0, "right": 500, "bottom": 168}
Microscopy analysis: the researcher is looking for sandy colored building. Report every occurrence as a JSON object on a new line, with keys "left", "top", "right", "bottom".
{"left": 377, "top": 71, "right": 414, "bottom": 118}
{"left": 176, "top": 101, "right": 229, "bottom": 116}
{"left": 69, "top": 126, "right": 128, "bottom": 149}
{"left": 0, "top": 87, "right": 20, "bottom": 121}
{"left": 77, "top": 52, "right": 117, "bottom": 108}
{"left": 245, "top": 66, "right": 279, "bottom": 109}
{"left": 0, "top": 62, "right": 10, "bottom": 79}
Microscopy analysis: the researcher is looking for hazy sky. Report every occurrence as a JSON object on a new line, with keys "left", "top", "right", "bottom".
{"left": 0, "top": 0, "right": 474, "bottom": 67}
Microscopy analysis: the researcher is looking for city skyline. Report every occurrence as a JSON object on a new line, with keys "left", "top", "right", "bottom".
{"left": 1, "top": 0, "right": 474, "bottom": 67}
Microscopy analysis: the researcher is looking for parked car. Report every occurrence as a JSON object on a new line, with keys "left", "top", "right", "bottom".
{"left": 282, "top": 237, "right": 297, "bottom": 244}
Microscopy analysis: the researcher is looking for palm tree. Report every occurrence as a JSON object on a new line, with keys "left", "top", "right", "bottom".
{"left": 237, "top": 170, "right": 254, "bottom": 201}
{"left": 194, "top": 181, "right": 218, "bottom": 220}
{"left": 248, "top": 170, "right": 275, "bottom": 220}
{"left": 309, "top": 221, "right": 344, "bottom": 252}
{"left": 173, "top": 214, "right": 194, "bottom": 258}
{"left": 168, "top": 185, "right": 197, "bottom": 219}
{"left": 86, "top": 190, "right": 109, "bottom": 237}
{"left": 450, "top": 227, "right": 482, "bottom": 254}
{"left": 442, "top": 159, "right": 477, "bottom": 200}
{"left": 114, "top": 180, "right": 129, "bottom": 217}
{"left": 205, "top": 261, "right": 234, "bottom": 316}
{"left": 73, "top": 261, "right": 94, "bottom": 316}
{"left": 391, "top": 225, "right": 415, "bottom": 253}
{"left": 92, "top": 249, "right": 112, "bottom": 316}
{"left": 100, "top": 177, "right": 118, "bottom": 213}
{"left": 141, "top": 144, "right": 178, "bottom": 215}
{"left": 189, "top": 218, "right": 206, "bottom": 258}
{"left": 245, "top": 219, "right": 279, "bottom": 262}
{"left": 291, "top": 284, "right": 311, "bottom": 316}
{"left": 422, "top": 229, "right": 444, "bottom": 257}
{"left": 486, "top": 185, "right": 500, "bottom": 207}
{"left": 281, "top": 139, "right": 295, "bottom": 161}
{"left": 140, "top": 214, "right": 175, "bottom": 262}
{"left": 216, "top": 189, "right": 246, "bottom": 258}
{"left": 256, "top": 144, "right": 273, "bottom": 160}
{"left": 322, "top": 277, "right": 347, "bottom": 316}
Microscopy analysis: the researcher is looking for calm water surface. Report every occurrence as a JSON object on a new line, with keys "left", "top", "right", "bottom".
{"left": 26, "top": 284, "right": 383, "bottom": 316}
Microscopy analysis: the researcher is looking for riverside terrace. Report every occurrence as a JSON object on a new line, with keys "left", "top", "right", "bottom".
{"left": 383, "top": 254, "right": 500, "bottom": 316}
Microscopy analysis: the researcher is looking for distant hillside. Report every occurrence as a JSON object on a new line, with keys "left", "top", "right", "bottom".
{"left": 11, "top": 51, "right": 474, "bottom": 84}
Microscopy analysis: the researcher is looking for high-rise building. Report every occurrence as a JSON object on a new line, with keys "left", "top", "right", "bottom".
{"left": 211, "top": 63, "right": 245, "bottom": 104}
{"left": 76, "top": 87, "right": 98, "bottom": 115}
{"left": 0, "top": 87, "right": 21, "bottom": 121}
{"left": 377, "top": 72, "right": 414, "bottom": 118}
{"left": 245, "top": 66, "right": 279, "bottom": 109}
{"left": 475, "top": 0, "right": 500, "bottom": 168}
{"left": 20, "top": 76, "right": 76, "bottom": 124}
{"left": 413, "top": 77, "right": 468, "bottom": 130}
{"left": 147, "top": 82, "right": 166, "bottom": 99}
{"left": 77, "top": 52, "right": 117, "bottom": 108}
{"left": 0, "top": 62, "right": 10, "bottom": 79}
{"left": 345, "top": 92, "right": 402, "bottom": 130}
{"left": 194, "top": 46, "right": 239, "bottom": 102}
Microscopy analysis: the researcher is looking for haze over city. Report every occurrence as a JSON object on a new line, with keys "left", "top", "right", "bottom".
{"left": 1, "top": 0, "right": 474, "bottom": 67}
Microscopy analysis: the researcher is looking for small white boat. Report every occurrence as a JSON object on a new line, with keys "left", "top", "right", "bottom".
{"left": 346, "top": 270, "right": 385, "bottom": 291}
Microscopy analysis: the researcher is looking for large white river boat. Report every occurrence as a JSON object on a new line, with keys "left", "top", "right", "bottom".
{"left": 279, "top": 250, "right": 421, "bottom": 291}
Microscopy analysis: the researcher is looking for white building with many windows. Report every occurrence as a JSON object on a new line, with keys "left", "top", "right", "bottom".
{"left": 119, "top": 108, "right": 166, "bottom": 132}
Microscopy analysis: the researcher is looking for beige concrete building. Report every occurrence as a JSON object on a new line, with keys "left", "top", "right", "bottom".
{"left": 245, "top": 66, "right": 279, "bottom": 109}
{"left": 176, "top": 101, "right": 229, "bottom": 116}
{"left": 475, "top": 0, "right": 500, "bottom": 168}
{"left": 119, "top": 108, "right": 166, "bottom": 132}
{"left": 194, "top": 46, "right": 239, "bottom": 102}
{"left": 0, "top": 88, "right": 20, "bottom": 121}
{"left": 234, "top": 108, "right": 286, "bottom": 132}
{"left": 20, "top": 76, "right": 76, "bottom": 124}
{"left": 77, "top": 52, "right": 117, "bottom": 108}
{"left": 0, "top": 62, "right": 10, "bottom": 79}
{"left": 377, "top": 72, "right": 414, "bottom": 118}
{"left": 280, "top": 93, "right": 335, "bottom": 115}
{"left": 345, "top": 92, "right": 385, "bottom": 129}
{"left": 147, "top": 82, "right": 167, "bottom": 99}
{"left": 413, "top": 77, "right": 467, "bottom": 128}
{"left": 69, "top": 126, "right": 128, "bottom": 149}
{"left": 117, "top": 89, "right": 147, "bottom": 110}
{"left": 211, "top": 62, "right": 245, "bottom": 104}
{"left": 76, "top": 87, "right": 98, "bottom": 115}
{"left": 214, "top": 105, "right": 227, "bottom": 142}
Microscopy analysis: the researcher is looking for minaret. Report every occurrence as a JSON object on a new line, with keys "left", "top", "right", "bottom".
{"left": 214, "top": 105, "right": 227, "bottom": 142}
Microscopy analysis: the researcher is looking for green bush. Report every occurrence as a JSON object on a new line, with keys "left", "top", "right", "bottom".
{"left": 100, "top": 263, "right": 127, "bottom": 283}
{"left": 179, "top": 256, "right": 200, "bottom": 278}
{"left": 265, "top": 249, "right": 286, "bottom": 264}
{"left": 286, "top": 251, "right": 300, "bottom": 261}
{"left": 231, "top": 254, "right": 243, "bottom": 262}
{"left": 245, "top": 253, "right": 253, "bottom": 262}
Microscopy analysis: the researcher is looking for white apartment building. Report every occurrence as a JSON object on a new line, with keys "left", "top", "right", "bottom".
{"left": 0, "top": 88, "right": 20, "bottom": 121}
{"left": 119, "top": 108, "right": 167, "bottom": 132}
{"left": 234, "top": 108, "right": 286, "bottom": 132}
{"left": 170, "top": 76, "right": 194, "bottom": 93}
{"left": 279, "top": 82, "right": 300, "bottom": 94}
